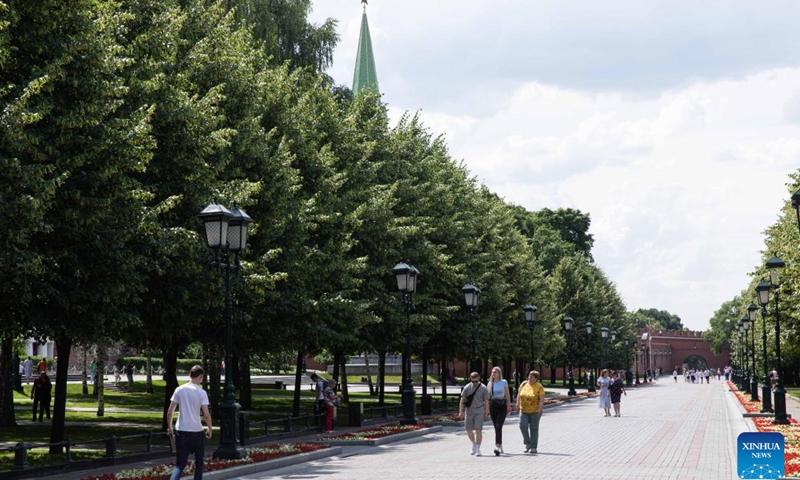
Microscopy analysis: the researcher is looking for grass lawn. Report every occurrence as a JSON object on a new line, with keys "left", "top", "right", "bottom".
{"left": 786, "top": 387, "right": 800, "bottom": 400}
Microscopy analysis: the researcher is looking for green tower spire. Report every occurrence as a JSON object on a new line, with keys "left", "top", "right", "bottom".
{"left": 352, "top": 0, "right": 379, "bottom": 95}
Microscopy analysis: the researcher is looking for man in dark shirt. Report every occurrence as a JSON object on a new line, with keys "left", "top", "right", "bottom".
{"left": 31, "top": 373, "right": 52, "bottom": 421}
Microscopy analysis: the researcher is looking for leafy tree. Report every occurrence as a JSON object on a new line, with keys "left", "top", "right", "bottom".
{"left": 633, "top": 308, "right": 684, "bottom": 331}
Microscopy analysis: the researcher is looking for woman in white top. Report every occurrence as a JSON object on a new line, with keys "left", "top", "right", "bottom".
{"left": 487, "top": 366, "right": 512, "bottom": 456}
{"left": 597, "top": 369, "right": 612, "bottom": 417}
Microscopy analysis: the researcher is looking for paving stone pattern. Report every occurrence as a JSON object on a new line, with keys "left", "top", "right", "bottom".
{"left": 234, "top": 378, "right": 751, "bottom": 480}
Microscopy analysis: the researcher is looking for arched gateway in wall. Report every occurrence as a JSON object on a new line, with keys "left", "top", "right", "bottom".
{"left": 637, "top": 329, "right": 730, "bottom": 374}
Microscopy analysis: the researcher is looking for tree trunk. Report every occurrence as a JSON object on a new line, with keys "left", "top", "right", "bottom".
{"left": 363, "top": 351, "right": 375, "bottom": 395}
{"left": 440, "top": 352, "right": 448, "bottom": 406}
{"left": 332, "top": 351, "right": 341, "bottom": 381}
{"left": 238, "top": 354, "right": 252, "bottom": 410}
{"left": 96, "top": 345, "right": 106, "bottom": 417}
{"left": 209, "top": 351, "right": 220, "bottom": 418}
{"left": 339, "top": 355, "right": 348, "bottom": 402}
{"left": 421, "top": 349, "right": 428, "bottom": 396}
{"left": 49, "top": 333, "right": 71, "bottom": 454}
{"left": 146, "top": 351, "right": 153, "bottom": 394}
{"left": 161, "top": 343, "right": 179, "bottom": 432}
{"left": 82, "top": 347, "right": 88, "bottom": 395}
{"left": 292, "top": 349, "right": 304, "bottom": 418}
{"left": 378, "top": 350, "right": 386, "bottom": 406}
{"left": 0, "top": 336, "right": 17, "bottom": 427}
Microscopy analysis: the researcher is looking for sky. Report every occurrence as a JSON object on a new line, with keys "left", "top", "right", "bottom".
{"left": 308, "top": 1, "right": 800, "bottom": 332}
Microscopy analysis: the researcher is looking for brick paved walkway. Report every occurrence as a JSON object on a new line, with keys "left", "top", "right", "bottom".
{"left": 234, "top": 378, "right": 751, "bottom": 480}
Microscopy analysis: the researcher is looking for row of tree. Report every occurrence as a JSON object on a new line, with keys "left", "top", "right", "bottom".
{"left": 0, "top": 0, "right": 684, "bottom": 451}
{"left": 704, "top": 171, "right": 800, "bottom": 384}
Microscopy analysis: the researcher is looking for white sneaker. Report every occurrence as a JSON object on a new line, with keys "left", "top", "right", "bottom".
{"left": 475, "top": 447, "right": 482, "bottom": 457}
{"left": 470, "top": 443, "right": 476, "bottom": 455}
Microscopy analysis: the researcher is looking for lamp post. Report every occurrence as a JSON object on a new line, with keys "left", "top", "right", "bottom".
{"left": 199, "top": 201, "right": 252, "bottom": 460}
{"left": 610, "top": 330, "right": 617, "bottom": 370}
{"left": 747, "top": 303, "right": 759, "bottom": 399}
{"left": 393, "top": 262, "right": 420, "bottom": 425}
{"left": 635, "top": 339, "right": 640, "bottom": 385}
{"left": 585, "top": 321, "right": 595, "bottom": 393}
{"left": 740, "top": 316, "right": 753, "bottom": 399}
{"left": 600, "top": 327, "right": 609, "bottom": 370}
{"left": 756, "top": 279, "right": 773, "bottom": 413}
{"left": 624, "top": 337, "right": 631, "bottom": 386}
{"left": 462, "top": 283, "right": 480, "bottom": 374}
{"left": 563, "top": 317, "right": 577, "bottom": 396}
{"left": 766, "top": 256, "right": 789, "bottom": 424}
{"left": 523, "top": 305, "right": 537, "bottom": 372}
{"left": 736, "top": 326, "right": 743, "bottom": 390}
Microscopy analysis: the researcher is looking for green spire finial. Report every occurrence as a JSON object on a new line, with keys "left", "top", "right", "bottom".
{"left": 353, "top": 1, "right": 379, "bottom": 95}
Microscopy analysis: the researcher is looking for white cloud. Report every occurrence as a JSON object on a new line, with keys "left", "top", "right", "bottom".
{"left": 309, "top": 2, "right": 800, "bottom": 331}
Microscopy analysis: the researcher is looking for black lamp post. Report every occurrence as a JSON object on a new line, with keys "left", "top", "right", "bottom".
{"left": 523, "top": 305, "right": 537, "bottom": 372}
{"left": 610, "top": 330, "right": 617, "bottom": 370}
{"left": 600, "top": 327, "right": 609, "bottom": 369}
{"left": 585, "top": 321, "right": 595, "bottom": 393}
{"left": 462, "top": 283, "right": 480, "bottom": 374}
{"left": 393, "top": 262, "right": 420, "bottom": 425}
{"left": 736, "top": 326, "right": 743, "bottom": 390}
{"left": 635, "top": 338, "right": 641, "bottom": 385}
{"left": 563, "top": 317, "right": 576, "bottom": 396}
{"left": 747, "top": 303, "right": 759, "bottom": 399}
{"left": 766, "top": 256, "right": 789, "bottom": 424}
{"left": 756, "top": 279, "right": 773, "bottom": 413}
{"left": 740, "top": 316, "right": 753, "bottom": 399}
{"left": 624, "top": 337, "right": 631, "bottom": 386}
{"left": 199, "top": 201, "right": 252, "bottom": 460}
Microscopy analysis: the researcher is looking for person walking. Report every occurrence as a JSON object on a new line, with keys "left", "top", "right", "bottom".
{"left": 608, "top": 371, "right": 626, "bottom": 417}
{"left": 310, "top": 373, "right": 327, "bottom": 426}
{"left": 23, "top": 356, "right": 32, "bottom": 384}
{"left": 125, "top": 360, "right": 135, "bottom": 391}
{"left": 673, "top": 369, "right": 678, "bottom": 383}
{"left": 166, "top": 365, "right": 213, "bottom": 480}
{"left": 323, "top": 378, "right": 341, "bottom": 433}
{"left": 597, "top": 369, "right": 612, "bottom": 417}
{"left": 516, "top": 370, "right": 545, "bottom": 454}
{"left": 459, "top": 371, "right": 490, "bottom": 456}
{"left": 30, "top": 372, "right": 52, "bottom": 421}
{"left": 487, "top": 366, "right": 512, "bottom": 456}
{"left": 37, "top": 358, "right": 47, "bottom": 375}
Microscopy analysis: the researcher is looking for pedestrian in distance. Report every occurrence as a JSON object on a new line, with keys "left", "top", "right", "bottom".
{"left": 37, "top": 358, "right": 47, "bottom": 374}
{"left": 30, "top": 372, "right": 52, "bottom": 421}
{"left": 166, "top": 365, "right": 213, "bottom": 480}
{"left": 459, "top": 371, "right": 490, "bottom": 456}
{"left": 125, "top": 360, "right": 135, "bottom": 391}
{"left": 310, "top": 373, "right": 327, "bottom": 426}
{"left": 516, "top": 370, "right": 545, "bottom": 454}
{"left": 23, "top": 356, "right": 32, "bottom": 384}
{"left": 486, "top": 366, "right": 512, "bottom": 456}
{"left": 597, "top": 368, "right": 612, "bottom": 417}
{"left": 608, "top": 371, "right": 626, "bottom": 417}
{"left": 673, "top": 368, "right": 678, "bottom": 383}
{"left": 323, "top": 378, "right": 340, "bottom": 433}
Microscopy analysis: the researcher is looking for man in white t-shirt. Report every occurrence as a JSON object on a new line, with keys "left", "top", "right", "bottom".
{"left": 166, "top": 365, "right": 213, "bottom": 480}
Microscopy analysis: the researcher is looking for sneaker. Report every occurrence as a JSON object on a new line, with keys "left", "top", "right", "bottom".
{"left": 530, "top": 448, "right": 537, "bottom": 454}
{"left": 493, "top": 448, "right": 500, "bottom": 456}
{"left": 475, "top": 448, "right": 482, "bottom": 457}
{"left": 524, "top": 445, "right": 530, "bottom": 453}
{"left": 470, "top": 443, "right": 476, "bottom": 455}
{"left": 499, "top": 445, "right": 504, "bottom": 454}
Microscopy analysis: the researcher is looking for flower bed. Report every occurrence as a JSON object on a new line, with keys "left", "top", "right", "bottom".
{"left": 78, "top": 443, "right": 327, "bottom": 480}
{"left": 317, "top": 422, "right": 431, "bottom": 441}
{"left": 426, "top": 413, "right": 463, "bottom": 424}
{"left": 728, "top": 381, "right": 800, "bottom": 477}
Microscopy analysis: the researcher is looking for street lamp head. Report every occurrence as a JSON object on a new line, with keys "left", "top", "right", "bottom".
{"left": 462, "top": 282, "right": 480, "bottom": 308}
{"left": 766, "top": 255, "right": 786, "bottom": 285}
{"left": 792, "top": 188, "right": 800, "bottom": 235}
{"left": 585, "top": 321, "right": 593, "bottom": 335}
{"left": 611, "top": 330, "right": 617, "bottom": 342}
{"left": 199, "top": 201, "right": 235, "bottom": 249}
{"left": 747, "top": 302, "right": 758, "bottom": 322}
{"left": 624, "top": 337, "right": 629, "bottom": 346}
{"left": 755, "top": 279, "right": 771, "bottom": 307}
{"left": 740, "top": 314, "right": 749, "bottom": 331}
{"left": 392, "top": 262, "right": 420, "bottom": 293}
{"left": 601, "top": 326, "right": 609, "bottom": 339}
{"left": 562, "top": 316, "right": 574, "bottom": 331}
{"left": 523, "top": 304, "right": 537, "bottom": 328}
{"left": 227, "top": 205, "right": 253, "bottom": 253}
